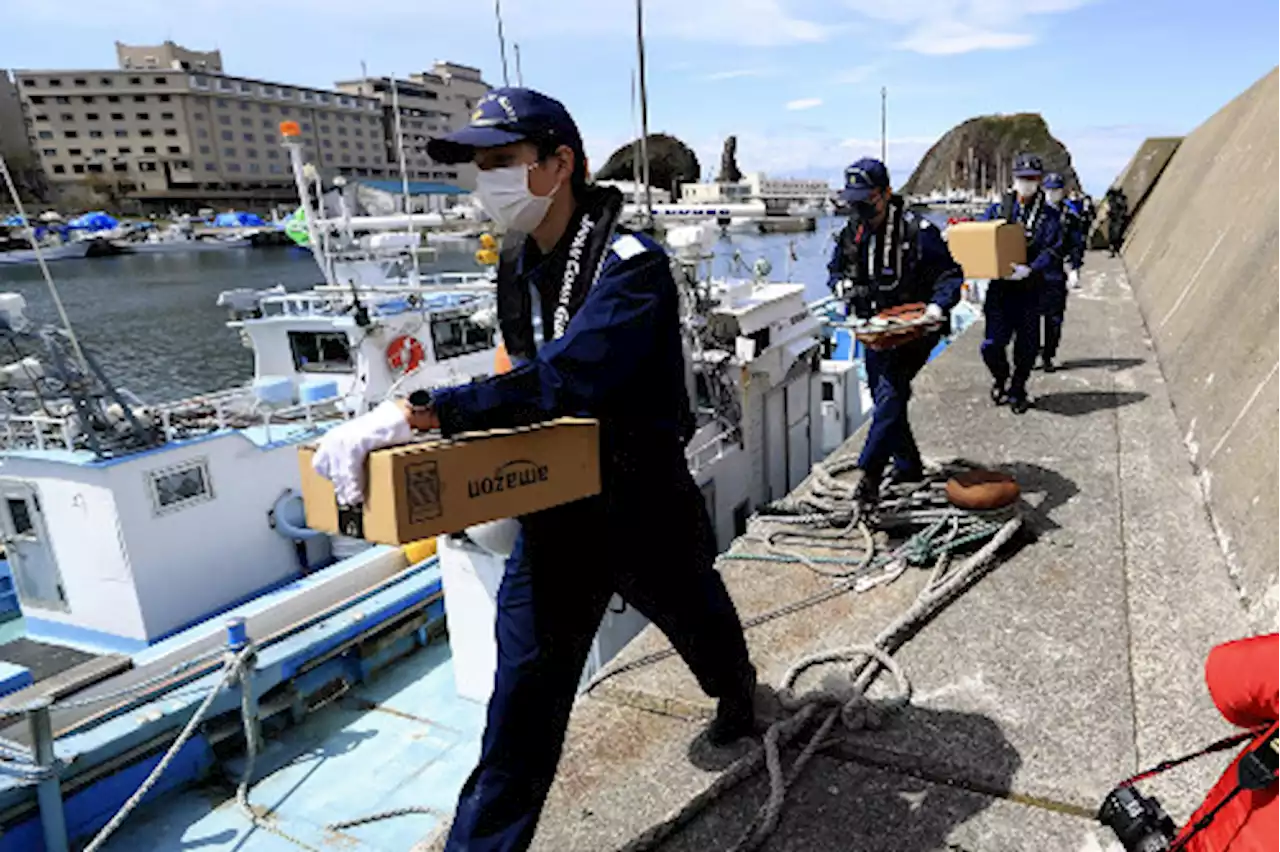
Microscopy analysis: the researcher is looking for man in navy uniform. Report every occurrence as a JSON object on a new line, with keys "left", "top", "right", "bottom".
{"left": 979, "top": 153, "right": 1063, "bottom": 413}
{"left": 826, "top": 158, "right": 963, "bottom": 502}
{"left": 1038, "top": 172, "right": 1079, "bottom": 371}
{"left": 414, "top": 88, "right": 757, "bottom": 851}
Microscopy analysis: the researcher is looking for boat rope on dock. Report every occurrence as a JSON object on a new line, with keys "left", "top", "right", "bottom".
{"left": 582, "top": 456, "right": 1023, "bottom": 852}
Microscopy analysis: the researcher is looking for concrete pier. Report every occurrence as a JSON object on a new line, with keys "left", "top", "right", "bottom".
{"left": 420, "top": 253, "right": 1257, "bottom": 852}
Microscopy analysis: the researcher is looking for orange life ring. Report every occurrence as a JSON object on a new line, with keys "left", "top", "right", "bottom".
{"left": 387, "top": 335, "right": 426, "bottom": 373}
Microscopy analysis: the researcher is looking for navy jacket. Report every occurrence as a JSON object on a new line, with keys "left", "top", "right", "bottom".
{"left": 825, "top": 210, "right": 964, "bottom": 314}
{"left": 1056, "top": 202, "right": 1085, "bottom": 270}
{"left": 432, "top": 229, "right": 693, "bottom": 477}
{"left": 982, "top": 196, "right": 1065, "bottom": 284}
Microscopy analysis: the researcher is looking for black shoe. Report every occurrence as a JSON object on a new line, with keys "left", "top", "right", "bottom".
{"left": 1042, "top": 358, "right": 1057, "bottom": 373}
{"left": 1009, "top": 395, "right": 1031, "bottom": 415}
{"left": 707, "top": 668, "right": 758, "bottom": 746}
{"left": 853, "top": 471, "right": 882, "bottom": 506}
{"left": 990, "top": 382, "right": 1008, "bottom": 405}
{"left": 887, "top": 467, "right": 924, "bottom": 486}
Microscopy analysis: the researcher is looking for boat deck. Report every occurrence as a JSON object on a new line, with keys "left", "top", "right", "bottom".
{"left": 100, "top": 636, "right": 486, "bottom": 851}
{"left": 419, "top": 252, "right": 1252, "bottom": 851}
{"left": 0, "top": 638, "right": 98, "bottom": 684}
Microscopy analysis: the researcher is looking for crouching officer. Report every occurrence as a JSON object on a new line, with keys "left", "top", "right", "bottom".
{"left": 827, "top": 158, "right": 963, "bottom": 502}
{"left": 416, "top": 88, "right": 757, "bottom": 852}
{"left": 1039, "top": 172, "right": 1080, "bottom": 371}
{"left": 979, "top": 153, "right": 1064, "bottom": 413}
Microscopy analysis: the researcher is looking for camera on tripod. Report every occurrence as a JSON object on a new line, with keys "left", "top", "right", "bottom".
{"left": 1098, "top": 785, "right": 1177, "bottom": 852}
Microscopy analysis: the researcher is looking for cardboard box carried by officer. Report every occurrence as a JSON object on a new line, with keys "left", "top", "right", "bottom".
{"left": 946, "top": 221, "right": 1027, "bottom": 280}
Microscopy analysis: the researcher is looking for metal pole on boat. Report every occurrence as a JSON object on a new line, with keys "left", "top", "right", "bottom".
{"left": 514, "top": 43, "right": 524, "bottom": 87}
{"left": 281, "top": 128, "right": 336, "bottom": 287}
{"left": 389, "top": 77, "right": 419, "bottom": 282}
{"left": 635, "top": 0, "right": 654, "bottom": 226}
{"left": 29, "top": 698, "right": 69, "bottom": 852}
{"left": 494, "top": 0, "right": 511, "bottom": 87}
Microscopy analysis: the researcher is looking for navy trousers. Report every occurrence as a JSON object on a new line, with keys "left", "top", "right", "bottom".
{"left": 1039, "top": 280, "right": 1068, "bottom": 362}
{"left": 858, "top": 334, "right": 936, "bottom": 482}
{"left": 445, "top": 462, "right": 751, "bottom": 852}
{"left": 981, "top": 280, "right": 1040, "bottom": 398}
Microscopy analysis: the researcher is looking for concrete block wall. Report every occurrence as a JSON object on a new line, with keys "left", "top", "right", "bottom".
{"left": 1122, "top": 67, "right": 1279, "bottom": 629}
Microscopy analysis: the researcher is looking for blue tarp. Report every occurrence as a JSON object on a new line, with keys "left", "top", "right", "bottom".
{"left": 1, "top": 215, "right": 26, "bottom": 227}
{"left": 213, "top": 211, "right": 266, "bottom": 227}
{"left": 356, "top": 179, "right": 467, "bottom": 197}
{"left": 67, "top": 211, "right": 119, "bottom": 231}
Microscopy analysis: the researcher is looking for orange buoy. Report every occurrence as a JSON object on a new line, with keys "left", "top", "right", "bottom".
{"left": 387, "top": 335, "right": 426, "bottom": 373}
{"left": 493, "top": 342, "right": 513, "bottom": 375}
{"left": 945, "top": 470, "right": 1020, "bottom": 510}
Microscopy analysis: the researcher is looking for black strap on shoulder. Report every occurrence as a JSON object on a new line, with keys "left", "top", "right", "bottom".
{"left": 998, "top": 190, "right": 1016, "bottom": 221}
{"left": 495, "top": 232, "right": 537, "bottom": 362}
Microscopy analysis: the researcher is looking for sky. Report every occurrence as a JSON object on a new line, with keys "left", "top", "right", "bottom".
{"left": 2, "top": 0, "right": 1276, "bottom": 193}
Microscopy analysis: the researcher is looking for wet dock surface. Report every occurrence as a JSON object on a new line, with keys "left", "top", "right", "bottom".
{"left": 502, "top": 253, "right": 1252, "bottom": 852}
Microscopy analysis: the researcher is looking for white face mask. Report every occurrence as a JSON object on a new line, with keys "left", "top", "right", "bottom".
{"left": 1045, "top": 188, "right": 1065, "bottom": 205}
{"left": 1014, "top": 178, "right": 1039, "bottom": 199}
{"left": 474, "top": 164, "right": 559, "bottom": 233}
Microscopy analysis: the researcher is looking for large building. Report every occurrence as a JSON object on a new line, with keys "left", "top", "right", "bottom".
{"left": 679, "top": 173, "right": 830, "bottom": 212}
{"left": 12, "top": 45, "right": 489, "bottom": 209}
{"left": 335, "top": 62, "right": 490, "bottom": 190}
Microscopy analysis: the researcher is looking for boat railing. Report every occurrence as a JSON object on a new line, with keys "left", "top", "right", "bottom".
{"left": 0, "top": 413, "right": 77, "bottom": 452}
{"left": 153, "top": 385, "right": 352, "bottom": 443}
{"left": 686, "top": 426, "right": 740, "bottom": 474}
{"left": 256, "top": 278, "right": 496, "bottom": 319}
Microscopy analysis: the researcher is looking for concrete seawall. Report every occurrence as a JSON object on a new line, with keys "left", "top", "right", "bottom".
{"left": 1088, "top": 137, "right": 1182, "bottom": 249}
{"left": 1122, "top": 67, "right": 1279, "bottom": 629}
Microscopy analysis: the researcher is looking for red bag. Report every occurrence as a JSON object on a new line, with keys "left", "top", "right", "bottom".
{"left": 1177, "top": 633, "right": 1278, "bottom": 852}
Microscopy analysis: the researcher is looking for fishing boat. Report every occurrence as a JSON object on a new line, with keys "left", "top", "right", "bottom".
{"left": 0, "top": 241, "right": 92, "bottom": 266}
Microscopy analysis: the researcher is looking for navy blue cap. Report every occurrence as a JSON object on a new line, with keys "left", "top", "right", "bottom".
{"left": 427, "top": 88, "right": 583, "bottom": 165}
{"left": 1043, "top": 172, "right": 1065, "bottom": 189}
{"left": 839, "top": 158, "right": 890, "bottom": 204}
{"left": 1013, "top": 152, "right": 1044, "bottom": 178}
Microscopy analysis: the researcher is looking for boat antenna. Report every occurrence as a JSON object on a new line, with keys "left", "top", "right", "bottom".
{"left": 0, "top": 154, "right": 92, "bottom": 377}
{"left": 389, "top": 75, "right": 419, "bottom": 282}
{"left": 630, "top": 69, "right": 642, "bottom": 206}
{"left": 634, "top": 0, "right": 654, "bottom": 226}
{"left": 514, "top": 43, "right": 524, "bottom": 87}
{"left": 494, "top": 0, "right": 511, "bottom": 87}
{"left": 880, "top": 86, "right": 887, "bottom": 164}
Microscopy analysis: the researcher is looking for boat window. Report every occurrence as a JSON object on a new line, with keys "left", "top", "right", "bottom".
{"left": 822, "top": 380, "right": 835, "bottom": 402}
{"left": 6, "top": 499, "right": 33, "bottom": 536}
{"left": 288, "top": 331, "right": 353, "bottom": 373}
{"left": 149, "top": 458, "right": 214, "bottom": 516}
{"left": 430, "top": 316, "right": 494, "bottom": 361}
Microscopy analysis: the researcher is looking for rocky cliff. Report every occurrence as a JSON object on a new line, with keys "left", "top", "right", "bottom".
{"left": 593, "top": 134, "right": 701, "bottom": 196}
{"left": 902, "top": 113, "right": 1079, "bottom": 196}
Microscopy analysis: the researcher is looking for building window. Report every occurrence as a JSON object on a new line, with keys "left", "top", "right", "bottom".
{"left": 240, "top": 101, "right": 250, "bottom": 111}
{"left": 89, "top": 130, "right": 103, "bottom": 138}
{"left": 139, "top": 129, "right": 153, "bottom": 137}
{"left": 266, "top": 149, "right": 279, "bottom": 159}
{"left": 259, "top": 103, "right": 271, "bottom": 114}
{"left": 248, "top": 162, "right": 260, "bottom": 173}
{"left": 263, "top": 133, "right": 276, "bottom": 145}
{"left": 158, "top": 94, "right": 171, "bottom": 102}
{"left": 82, "top": 95, "right": 96, "bottom": 104}
{"left": 86, "top": 163, "right": 103, "bottom": 173}
{"left": 129, "top": 76, "right": 142, "bottom": 85}
{"left": 52, "top": 164, "right": 66, "bottom": 174}
{"left": 218, "top": 115, "right": 231, "bottom": 125}
{"left": 85, "top": 112, "right": 100, "bottom": 121}
{"left": 73, "top": 78, "right": 87, "bottom": 87}
{"left": 114, "top": 129, "right": 128, "bottom": 138}
{"left": 197, "top": 127, "right": 208, "bottom": 138}
{"left": 28, "top": 95, "right": 45, "bottom": 105}
{"left": 163, "top": 129, "right": 177, "bottom": 137}
{"left": 47, "top": 79, "right": 62, "bottom": 87}
{"left": 118, "top": 146, "right": 132, "bottom": 154}
{"left": 339, "top": 140, "right": 349, "bottom": 149}
{"left": 224, "top": 146, "right": 236, "bottom": 156}
{"left": 240, "top": 117, "right": 252, "bottom": 127}
{"left": 113, "top": 162, "right": 128, "bottom": 173}
{"left": 227, "top": 163, "right": 241, "bottom": 172}
{"left": 216, "top": 97, "right": 229, "bottom": 106}
{"left": 143, "top": 146, "right": 156, "bottom": 153}
{"left": 341, "top": 154, "right": 351, "bottom": 164}
{"left": 64, "top": 130, "right": 78, "bottom": 138}
{"left": 110, "top": 112, "right": 124, "bottom": 120}
{"left": 300, "top": 121, "right": 311, "bottom": 131}
{"left": 139, "top": 161, "right": 157, "bottom": 172}
{"left": 280, "top": 106, "right": 292, "bottom": 116}
{"left": 193, "top": 111, "right": 205, "bottom": 120}
{"left": 161, "top": 111, "right": 175, "bottom": 120}
{"left": 92, "top": 147, "right": 107, "bottom": 155}
{"left": 37, "top": 130, "right": 53, "bottom": 140}
{"left": 269, "top": 163, "right": 282, "bottom": 174}
{"left": 72, "top": 164, "right": 84, "bottom": 174}
{"left": 148, "top": 459, "right": 213, "bottom": 516}
{"left": 321, "top": 139, "right": 331, "bottom": 148}
{"left": 221, "top": 130, "right": 233, "bottom": 141}
{"left": 199, "top": 145, "right": 211, "bottom": 154}
{"left": 155, "top": 76, "right": 167, "bottom": 85}
{"left": 106, "top": 95, "right": 120, "bottom": 103}
{"left": 205, "top": 163, "right": 217, "bottom": 172}
{"left": 136, "top": 112, "right": 149, "bottom": 120}
{"left": 59, "top": 113, "right": 72, "bottom": 121}
{"left": 54, "top": 96, "right": 70, "bottom": 104}
{"left": 174, "top": 160, "right": 190, "bottom": 169}
{"left": 41, "top": 148, "right": 56, "bottom": 156}
{"left": 133, "top": 94, "right": 146, "bottom": 103}
{"left": 191, "top": 74, "right": 209, "bottom": 89}
{"left": 167, "top": 145, "right": 181, "bottom": 154}
{"left": 65, "top": 146, "right": 81, "bottom": 155}
{"left": 246, "top": 147, "right": 258, "bottom": 158}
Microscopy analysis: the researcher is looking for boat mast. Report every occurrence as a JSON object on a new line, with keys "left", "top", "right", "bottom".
{"left": 494, "top": 0, "right": 511, "bottom": 87}
{"left": 635, "top": 0, "right": 653, "bottom": 224}
{"left": 389, "top": 76, "right": 419, "bottom": 283}
{"left": 514, "top": 43, "right": 524, "bottom": 87}
{"left": 880, "top": 86, "right": 886, "bottom": 164}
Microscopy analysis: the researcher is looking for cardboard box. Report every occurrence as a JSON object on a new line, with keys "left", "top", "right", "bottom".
{"left": 946, "top": 220, "right": 1026, "bottom": 280}
{"left": 298, "top": 418, "right": 601, "bottom": 545}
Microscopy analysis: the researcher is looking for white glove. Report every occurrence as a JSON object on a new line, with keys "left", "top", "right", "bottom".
{"left": 1008, "top": 264, "right": 1032, "bottom": 281}
{"left": 1067, "top": 268, "right": 1080, "bottom": 289}
{"left": 924, "top": 303, "right": 944, "bottom": 321}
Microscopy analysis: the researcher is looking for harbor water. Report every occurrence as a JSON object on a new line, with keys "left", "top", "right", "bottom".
{"left": 0, "top": 220, "right": 849, "bottom": 402}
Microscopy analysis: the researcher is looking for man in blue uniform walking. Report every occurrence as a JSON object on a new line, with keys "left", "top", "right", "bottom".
{"left": 979, "top": 153, "right": 1064, "bottom": 413}
{"left": 826, "top": 159, "right": 963, "bottom": 502}
{"left": 1038, "top": 172, "right": 1080, "bottom": 371}
{"left": 414, "top": 89, "right": 756, "bottom": 852}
